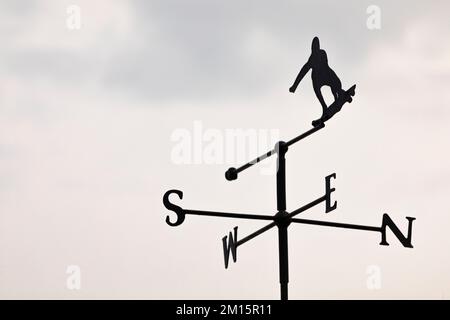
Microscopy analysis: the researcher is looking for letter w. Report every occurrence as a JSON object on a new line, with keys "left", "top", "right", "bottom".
{"left": 380, "top": 214, "right": 415, "bottom": 248}
{"left": 222, "top": 227, "right": 238, "bottom": 268}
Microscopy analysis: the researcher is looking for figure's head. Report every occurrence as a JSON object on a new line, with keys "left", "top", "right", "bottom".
{"left": 312, "top": 37, "right": 320, "bottom": 52}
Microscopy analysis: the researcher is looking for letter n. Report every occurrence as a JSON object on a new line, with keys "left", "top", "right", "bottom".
{"left": 222, "top": 227, "right": 238, "bottom": 268}
{"left": 380, "top": 214, "right": 415, "bottom": 248}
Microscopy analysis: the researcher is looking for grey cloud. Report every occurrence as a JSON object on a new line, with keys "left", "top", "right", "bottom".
{"left": 105, "top": 0, "right": 374, "bottom": 101}
{"left": 3, "top": 49, "right": 96, "bottom": 84}
{"left": 102, "top": 0, "right": 447, "bottom": 102}
{"left": 1, "top": 0, "right": 448, "bottom": 104}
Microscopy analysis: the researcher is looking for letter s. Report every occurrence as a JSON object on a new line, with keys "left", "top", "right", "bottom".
{"left": 163, "top": 190, "right": 185, "bottom": 227}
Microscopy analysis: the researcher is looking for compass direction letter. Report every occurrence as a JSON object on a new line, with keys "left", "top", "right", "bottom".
{"left": 325, "top": 173, "right": 337, "bottom": 213}
{"left": 222, "top": 227, "right": 238, "bottom": 268}
{"left": 380, "top": 214, "right": 415, "bottom": 248}
{"left": 163, "top": 189, "right": 186, "bottom": 227}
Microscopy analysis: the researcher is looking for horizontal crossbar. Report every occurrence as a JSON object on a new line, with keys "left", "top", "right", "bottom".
{"left": 185, "top": 209, "right": 275, "bottom": 222}
{"left": 290, "top": 218, "right": 381, "bottom": 232}
{"left": 236, "top": 196, "right": 326, "bottom": 247}
{"left": 225, "top": 123, "right": 325, "bottom": 180}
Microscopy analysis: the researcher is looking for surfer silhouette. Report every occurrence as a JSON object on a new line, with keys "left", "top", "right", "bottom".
{"left": 289, "top": 37, "right": 356, "bottom": 126}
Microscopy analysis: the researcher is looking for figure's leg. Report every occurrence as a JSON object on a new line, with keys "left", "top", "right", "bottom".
{"left": 331, "top": 86, "right": 338, "bottom": 101}
{"left": 313, "top": 85, "right": 327, "bottom": 118}
{"left": 329, "top": 69, "right": 344, "bottom": 100}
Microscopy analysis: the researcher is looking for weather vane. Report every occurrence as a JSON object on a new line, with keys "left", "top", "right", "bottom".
{"left": 163, "top": 37, "right": 415, "bottom": 300}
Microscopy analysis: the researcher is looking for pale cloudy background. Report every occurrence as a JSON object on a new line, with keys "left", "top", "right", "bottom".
{"left": 0, "top": 0, "right": 449, "bottom": 299}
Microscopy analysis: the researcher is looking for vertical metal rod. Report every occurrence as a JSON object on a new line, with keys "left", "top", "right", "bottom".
{"left": 276, "top": 142, "right": 287, "bottom": 211}
{"left": 276, "top": 141, "right": 289, "bottom": 300}
{"left": 278, "top": 226, "right": 288, "bottom": 300}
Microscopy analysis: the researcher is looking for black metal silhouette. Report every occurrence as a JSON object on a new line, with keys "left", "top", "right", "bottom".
{"left": 163, "top": 38, "right": 415, "bottom": 300}
{"left": 289, "top": 37, "right": 356, "bottom": 127}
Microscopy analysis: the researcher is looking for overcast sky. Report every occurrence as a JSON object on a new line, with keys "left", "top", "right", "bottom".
{"left": 1, "top": 0, "right": 450, "bottom": 299}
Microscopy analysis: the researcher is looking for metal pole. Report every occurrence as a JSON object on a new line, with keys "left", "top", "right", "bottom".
{"left": 225, "top": 123, "right": 325, "bottom": 181}
{"left": 278, "top": 225, "right": 288, "bottom": 300}
{"left": 275, "top": 141, "right": 289, "bottom": 300}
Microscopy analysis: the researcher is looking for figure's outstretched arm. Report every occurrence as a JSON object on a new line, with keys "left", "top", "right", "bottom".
{"left": 289, "top": 59, "right": 311, "bottom": 93}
